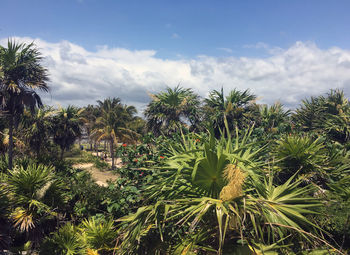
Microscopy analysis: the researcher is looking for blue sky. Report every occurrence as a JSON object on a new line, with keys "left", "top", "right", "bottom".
{"left": 2, "top": 0, "right": 350, "bottom": 58}
{"left": 1, "top": 1, "right": 350, "bottom": 110}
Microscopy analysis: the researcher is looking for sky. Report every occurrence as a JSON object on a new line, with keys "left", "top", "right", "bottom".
{"left": 1, "top": 0, "right": 350, "bottom": 113}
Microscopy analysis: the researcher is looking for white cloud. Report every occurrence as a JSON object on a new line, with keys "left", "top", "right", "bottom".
{"left": 1, "top": 37, "right": 350, "bottom": 114}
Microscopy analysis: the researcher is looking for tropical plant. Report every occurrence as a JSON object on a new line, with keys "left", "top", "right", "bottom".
{"left": 144, "top": 85, "right": 201, "bottom": 136}
{"left": 80, "top": 104, "right": 100, "bottom": 151}
{"left": 92, "top": 98, "right": 138, "bottom": 169}
{"left": 52, "top": 106, "right": 82, "bottom": 160}
{"left": 293, "top": 89, "right": 350, "bottom": 144}
{"left": 1, "top": 162, "right": 66, "bottom": 250}
{"left": 81, "top": 218, "right": 116, "bottom": 254}
{"left": 293, "top": 96, "right": 325, "bottom": 132}
{"left": 116, "top": 127, "right": 326, "bottom": 254}
{"left": 204, "top": 88, "right": 258, "bottom": 136}
{"left": 0, "top": 39, "right": 49, "bottom": 169}
{"left": 21, "top": 106, "right": 56, "bottom": 157}
{"left": 40, "top": 223, "right": 86, "bottom": 255}
{"left": 258, "top": 102, "right": 290, "bottom": 133}
{"left": 273, "top": 134, "right": 328, "bottom": 183}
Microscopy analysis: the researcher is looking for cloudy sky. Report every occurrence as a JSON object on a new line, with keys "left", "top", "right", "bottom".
{"left": 1, "top": 0, "right": 350, "bottom": 113}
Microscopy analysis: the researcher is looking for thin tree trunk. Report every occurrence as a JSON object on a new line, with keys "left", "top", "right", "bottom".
{"left": 95, "top": 143, "right": 99, "bottom": 157}
{"left": 8, "top": 116, "right": 14, "bottom": 170}
{"left": 60, "top": 147, "right": 64, "bottom": 160}
{"left": 110, "top": 139, "right": 115, "bottom": 170}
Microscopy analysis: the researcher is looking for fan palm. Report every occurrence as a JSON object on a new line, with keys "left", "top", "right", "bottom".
{"left": 3, "top": 163, "right": 65, "bottom": 248}
{"left": 116, "top": 126, "right": 326, "bottom": 254}
{"left": 0, "top": 39, "right": 49, "bottom": 169}
{"left": 144, "top": 86, "right": 201, "bottom": 136}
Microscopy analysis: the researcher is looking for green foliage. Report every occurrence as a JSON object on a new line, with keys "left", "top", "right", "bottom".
{"left": 0, "top": 73, "right": 349, "bottom": 254}
{"left": 41, "top": 223, "right": 86, "bottom": 255}
{"left": 274, "top": 134, "right": 328, "bottom": 182}
{"left": 293, "top": 89, "right": 350, "bottom": 144}
{"left": 81, "top": 218, "right": 116, "bottom": 253}
{"left": 0, "top": 39, "right": 49, "bottom": 169}
{"left": 203, "top": 88, "right": 258, "bottom": 136}
{"left": 116, "top": 129, "right": 325, "bottom": 254}
{"left": 5, "top": 163, "right": 65, "bottom": 233}
{"left": 52, "top": 106, "right": 82, "bottom": 159}
{"left": 144, "top": 85, "right": 201, "bottom": 136}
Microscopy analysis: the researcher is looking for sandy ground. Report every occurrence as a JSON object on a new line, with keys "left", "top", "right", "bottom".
{"left": 72, "top": 156, "right": 122, "bottom": 186}
{"left": 91, "top": 152, "right": 123, "bottom": 168}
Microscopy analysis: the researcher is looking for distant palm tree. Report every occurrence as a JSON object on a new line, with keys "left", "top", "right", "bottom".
{"left": 80, "top": 104, "right": 100, "bottom": 151}
{"left": 92, "top": 98, "right": 137, "bottom": 169}
{"left": 293, "top": 89, "right": 350, "bottom": 143}
{"left": 144, "top": 86, "right": 201, "bottom": 136}
{"left": 204, "top": 88, "right": 257, "bottom": 135}
{"left": 258, "top": 102, "right": 290, "bottom": 133}
{"left": 52, "top": 106, "right": 82, "bottom": 160}
{"left": 0, "top": 40, "right": 49, "bottom": 169}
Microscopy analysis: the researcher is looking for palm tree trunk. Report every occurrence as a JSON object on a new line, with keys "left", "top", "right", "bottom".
{"left": 8, "top": 116, "right": 14, "bottom": 170}
{"left": 60, "top": 147, "right": 64, "bottom": 160}
{"left": 110, "top": 139, "right": 115, "bottom": 170}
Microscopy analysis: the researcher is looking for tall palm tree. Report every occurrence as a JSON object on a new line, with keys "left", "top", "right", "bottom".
{"left": 0, "top": 40, "right": 49, "bottom": 169}
{"left": 204, "top": 88, "right": 257, "bottom": 135}
{"left": 52, "top": 106, "right": 82, "bottom": 160}
{"left": 92, "top": 98, "right": 137, "bottom": 169}
{"left": 80, "top": 104, "right": 100, "bottom": 151}
{"left": 144, "top": 86, "right": 201, "bottom": 136}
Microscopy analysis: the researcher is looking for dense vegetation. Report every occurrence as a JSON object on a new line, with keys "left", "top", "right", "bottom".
{"left": 1, "top": 40, "right": 349, "bottom": 254}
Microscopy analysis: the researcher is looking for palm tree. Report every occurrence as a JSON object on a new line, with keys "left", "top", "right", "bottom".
{"left": 80, "top": 104, "right": 100, "bottom": 151}
{"left": 204, "top": 88, "right": 257, "bottom": 135}
{"left": 293, "top": 89, "right": 349, "bottom": 140}
{"left": 52, "top": 106, "right": 82, "bottom": 160}
{"left": 0, "top": 40, "right": 49, "bottom": 169}
{"left": 21, "top": 106, "right": 55, "bottom": 158}
{"left": 92, "top": 98, "right": 137, "bottom": 169}
{"left": 144, "top": 86, "right": 201, "bottom": 136}
{"left": 258, "top": 102, "right": 290, "bottom": 133}
{"left": 3, "top": 163, "right": 65, "bottom": 248}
